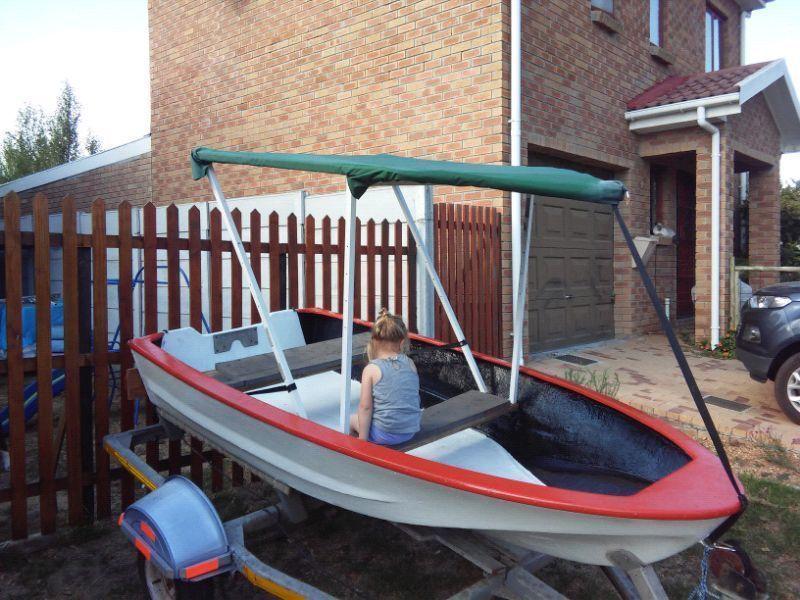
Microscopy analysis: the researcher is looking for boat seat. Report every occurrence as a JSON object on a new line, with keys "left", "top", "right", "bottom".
{"left": 391, "top": 391, "right": 514, "bottom": 452}
{"left": 208, "top": 332, "right": 372, "bottom": 391}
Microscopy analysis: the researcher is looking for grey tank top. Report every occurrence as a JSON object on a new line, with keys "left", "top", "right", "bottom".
{"left": 370, "top": 354, "right": 421, "bottom": 434}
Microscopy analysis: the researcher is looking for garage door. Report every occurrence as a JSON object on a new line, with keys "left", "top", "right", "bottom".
{"left": 527, "top": 196, "right": 614, "bottom": 351}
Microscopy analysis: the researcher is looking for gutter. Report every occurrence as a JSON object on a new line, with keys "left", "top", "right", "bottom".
{"left": 510, "top": 0, "right": 522, "bottom": 348}
{"left": 625, "top": 94, "right": 740, "bottom": 133}
{"left": 696, "top": 106, "right": 721, "bottom": 348}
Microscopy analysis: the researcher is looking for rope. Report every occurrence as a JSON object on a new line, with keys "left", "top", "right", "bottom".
{"left": 687, "top": 544, "right": 712, "bottom": 600}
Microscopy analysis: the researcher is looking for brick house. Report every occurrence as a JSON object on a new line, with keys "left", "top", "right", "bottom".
{"left": 0, "top": 135, "right": 152, "bottom": 214}
{"left": 3, "top": 1, "right": 798, "bottom": 357}
{"left": 146, "top": 0, "right": 799, "bottom": 355}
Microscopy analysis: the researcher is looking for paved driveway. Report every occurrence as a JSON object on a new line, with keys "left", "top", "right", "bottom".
{"left": 528, "top": 335, "right": 800, "bottom": 451}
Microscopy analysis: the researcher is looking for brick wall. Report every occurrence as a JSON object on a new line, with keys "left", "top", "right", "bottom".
{"left": 148, "top": 0, "right": 773, "bottom": 351}
{"left": 14, "top": 152, "right": 152, "bottom": 214}
{"left": 149, "top": 0, "right": 511, "bottom": 348}
{"left": 149, "top": 0, "right": 507, "bottom": 205}
{"left": 519, "top": 0, "right": 745, "bottom": 337}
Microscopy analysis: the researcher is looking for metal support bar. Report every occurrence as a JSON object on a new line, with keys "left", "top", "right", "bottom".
{"left": 206, "top": 166, "right": 307, "bottom": 418}
{"left": 393, "top": 186, "right": 487, "bottom": 393}
{"left": 601, "top": 566, "right": 641, "bottom": 600}
{"left": 103, "top": 425, "right": 169, "bottom": 491}
{"left": 499, "top": 566, "right": 568, "bottom": 600}
{"left": 624, "top": 566, "right": 668, "bottom": 600}
{"left": 608, "top": 547, "right": 669, "bottom": 600}
{"left": 339, "top": 183, "right": 359, "bottom": 433}
{"left": 509, "top": 196, "right": 534, "bottom": 403}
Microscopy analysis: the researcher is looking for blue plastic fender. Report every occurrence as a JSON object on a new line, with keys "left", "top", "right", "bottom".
{"left": 119, "top": 475, "right": 233, "bottom": 581}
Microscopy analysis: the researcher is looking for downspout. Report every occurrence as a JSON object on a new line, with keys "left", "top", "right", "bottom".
{"left": 696, "top": 106, "right": 721, "bottom": 348}
{"left": 510, "top": 0, "right": 522, "bottom": 357}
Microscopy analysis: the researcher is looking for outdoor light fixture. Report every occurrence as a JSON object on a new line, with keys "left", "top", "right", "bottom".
{"left": 748, "top": 295, "right": 791, "bottom": 309}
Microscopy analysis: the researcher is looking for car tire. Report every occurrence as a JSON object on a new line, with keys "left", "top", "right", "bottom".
{"left": 774, "top": 353, "right": 800, "bottom": 425}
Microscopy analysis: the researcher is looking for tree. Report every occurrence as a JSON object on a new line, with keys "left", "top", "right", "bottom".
{"left": 0, "top": 82, "right": 101, "bottom": 183}
{"left": 780, "top": 181, "right": 800, "bottom": 266}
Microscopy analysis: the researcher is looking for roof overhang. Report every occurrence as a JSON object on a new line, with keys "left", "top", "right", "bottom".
{"left": 625, "top": 60, "right": 800, "bottom": 153}
{"left": 733, "top": 0, "right": 767, "bottom": 11}
{"left": 0, "top": 134, "right": 151, "bottom": 197}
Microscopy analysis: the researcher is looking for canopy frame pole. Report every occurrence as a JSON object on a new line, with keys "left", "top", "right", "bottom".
{"left": 206, "top": 166, "right": 307, "bottom": 418}
{"left": 392, "top": 186, "right": 487, "bottom": 393}
{"left": 509, "top": 195, "right": 534, "bottom": 404}
{"left": 339, "top": 182, "right": 358, "bottom": 433}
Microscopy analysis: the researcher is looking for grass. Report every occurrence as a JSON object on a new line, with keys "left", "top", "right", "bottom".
{"left": 563, "top": 367, "right": 621, "bottom": 398}
{"left": 723, "top": 474, "right": 800, "bottom": 598}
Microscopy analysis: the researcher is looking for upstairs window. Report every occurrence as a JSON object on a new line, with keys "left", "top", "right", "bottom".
{"left": 649, "top": 0, "right": 662, "bottom": 46}
{"left": 591, "top": 0, "right": 614, "bottom": 13}
{"left": 706, "top": 7, "right": 723, "bottom": 71}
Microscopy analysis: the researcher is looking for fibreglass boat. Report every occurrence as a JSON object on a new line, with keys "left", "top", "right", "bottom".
{"left": 129, "top": 148, "right": 745, "bottom": 568}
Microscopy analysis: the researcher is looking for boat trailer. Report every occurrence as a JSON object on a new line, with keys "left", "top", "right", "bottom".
{"left": 105, "top": 419, "right": 680, "bottom": 600}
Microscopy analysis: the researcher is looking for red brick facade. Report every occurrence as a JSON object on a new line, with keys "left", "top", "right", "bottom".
{"left": 144, "top": 0, "right": 784, "bottom": 351}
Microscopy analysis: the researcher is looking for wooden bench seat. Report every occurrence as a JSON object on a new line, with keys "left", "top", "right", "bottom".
{"left": 391, "top": 390, "right": 514, "bottom": 452}
{"left": 207, "top": 332, "right": 372, "bottom": 391}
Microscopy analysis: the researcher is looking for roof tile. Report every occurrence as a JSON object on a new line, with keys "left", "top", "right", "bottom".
{"left": 627, "top": 62, "right": 772, "bottom": 110}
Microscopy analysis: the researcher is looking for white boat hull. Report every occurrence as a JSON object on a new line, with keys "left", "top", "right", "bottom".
{"left": 134, "top": 351, "right": 725, "bottom": 567}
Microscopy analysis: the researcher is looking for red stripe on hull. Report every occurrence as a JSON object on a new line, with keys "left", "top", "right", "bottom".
{"left": 129, "top": 308, "right": 740, "bottom": 522}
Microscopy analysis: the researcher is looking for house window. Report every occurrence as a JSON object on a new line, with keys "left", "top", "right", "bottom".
{"left": 591, "top": 0, "right": 613, "bottom": 13}
{"left": 705, "top": 7, "right": 723, "bottom": 71}
{"left": 649, "top": 0, "right": 661, "bottom": 46}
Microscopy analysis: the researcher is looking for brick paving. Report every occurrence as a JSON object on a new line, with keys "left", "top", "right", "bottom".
{"left": 528, "top": 335, "right": 800, "bottom": 451}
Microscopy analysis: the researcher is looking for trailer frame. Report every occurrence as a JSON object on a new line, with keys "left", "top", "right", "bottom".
{"left": 105, "top": 418, "right": 669, "bottom": 600}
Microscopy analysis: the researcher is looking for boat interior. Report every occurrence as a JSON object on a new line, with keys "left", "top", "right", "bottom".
{"left": 161, "top": 309, "right": 691, "bottom": 498}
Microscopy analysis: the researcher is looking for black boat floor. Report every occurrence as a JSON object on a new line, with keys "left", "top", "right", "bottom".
{"left": 207, "top": 332, "right": 371, "bottom": 391}
{"left": 392, "top": 391, "right": 514, "bottom": 452}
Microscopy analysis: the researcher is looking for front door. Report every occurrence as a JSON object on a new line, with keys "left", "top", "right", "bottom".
{"left": 676, "top": 171, "right": 696, "bottom": 318}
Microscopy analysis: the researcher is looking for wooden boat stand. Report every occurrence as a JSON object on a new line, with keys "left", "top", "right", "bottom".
{"left": 105, "top": 416, "right": 669, "bottom": 600}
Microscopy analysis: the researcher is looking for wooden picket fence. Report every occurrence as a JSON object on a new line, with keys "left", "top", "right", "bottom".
{"left": 434, "top": 203, "right": 502, "bottom": 356}
{"left": 0, "top": 193, "right": 501, "bottom": 540}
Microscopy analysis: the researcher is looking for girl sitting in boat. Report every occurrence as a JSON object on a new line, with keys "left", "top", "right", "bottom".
{"left": 350, "top": 309, "right": 421, "bottom": 445}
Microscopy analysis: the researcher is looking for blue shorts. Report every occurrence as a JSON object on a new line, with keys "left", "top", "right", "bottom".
{"left": 369, "top": 425, "right": 415, "bottom": 446}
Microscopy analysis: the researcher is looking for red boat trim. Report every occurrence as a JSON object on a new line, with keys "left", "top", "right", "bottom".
{"left": 129, "top": 308, "right": 741, "bottom": 521}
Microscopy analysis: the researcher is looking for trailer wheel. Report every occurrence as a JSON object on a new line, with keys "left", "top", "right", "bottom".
{"left": 137, "top": 554, "right": 215, "bottom": 600}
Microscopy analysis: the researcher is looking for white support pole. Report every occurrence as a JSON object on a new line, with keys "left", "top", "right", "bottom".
{"left": 414, "top": 185, "right": 436, "bottom": 337}
{"left": 393, "top": 186, "right": 487, "bottom": 393}
{"left": 296, "top": 190, "right": 307, "bottom": 308}
{"left": 206, "top": 166, "right": 307, "bottom": 418}
{"left": 509, "top": 196, "right": 534, "bottom": 404}
{"left": 339, "top": 183, "right": 358, "bottom": 433}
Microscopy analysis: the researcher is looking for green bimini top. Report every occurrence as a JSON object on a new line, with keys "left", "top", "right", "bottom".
{"left": 191, "top": 147, "right": 626, "bottom": 204}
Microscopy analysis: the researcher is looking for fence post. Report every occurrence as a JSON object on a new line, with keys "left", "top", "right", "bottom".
{"left": 413, "top": 186, "right": 435, "bottom": 336}
{"left": 3, "top": 193, "right": 27, "bottom": 539}
{"left": 78, "top": 244, "right": 95, "bottom": 522}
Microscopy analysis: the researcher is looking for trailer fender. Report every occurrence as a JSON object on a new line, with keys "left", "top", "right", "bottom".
{"left": 119, "top": 475, "right": 233, "bottom": 582}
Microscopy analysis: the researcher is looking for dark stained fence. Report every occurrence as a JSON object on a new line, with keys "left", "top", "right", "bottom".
{"left": 1, "top": 195, "right": 500, "bottom": 540}
{"left": 0, "top": 195, "right": 500, "bottom": 540}
{"left": 434, "top": 204, "right": 502, "bottom": 357}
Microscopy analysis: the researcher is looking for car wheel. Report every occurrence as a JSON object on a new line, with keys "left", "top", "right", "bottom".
{"left": 774, "top": 354, "right": 800, "bottom": 425}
